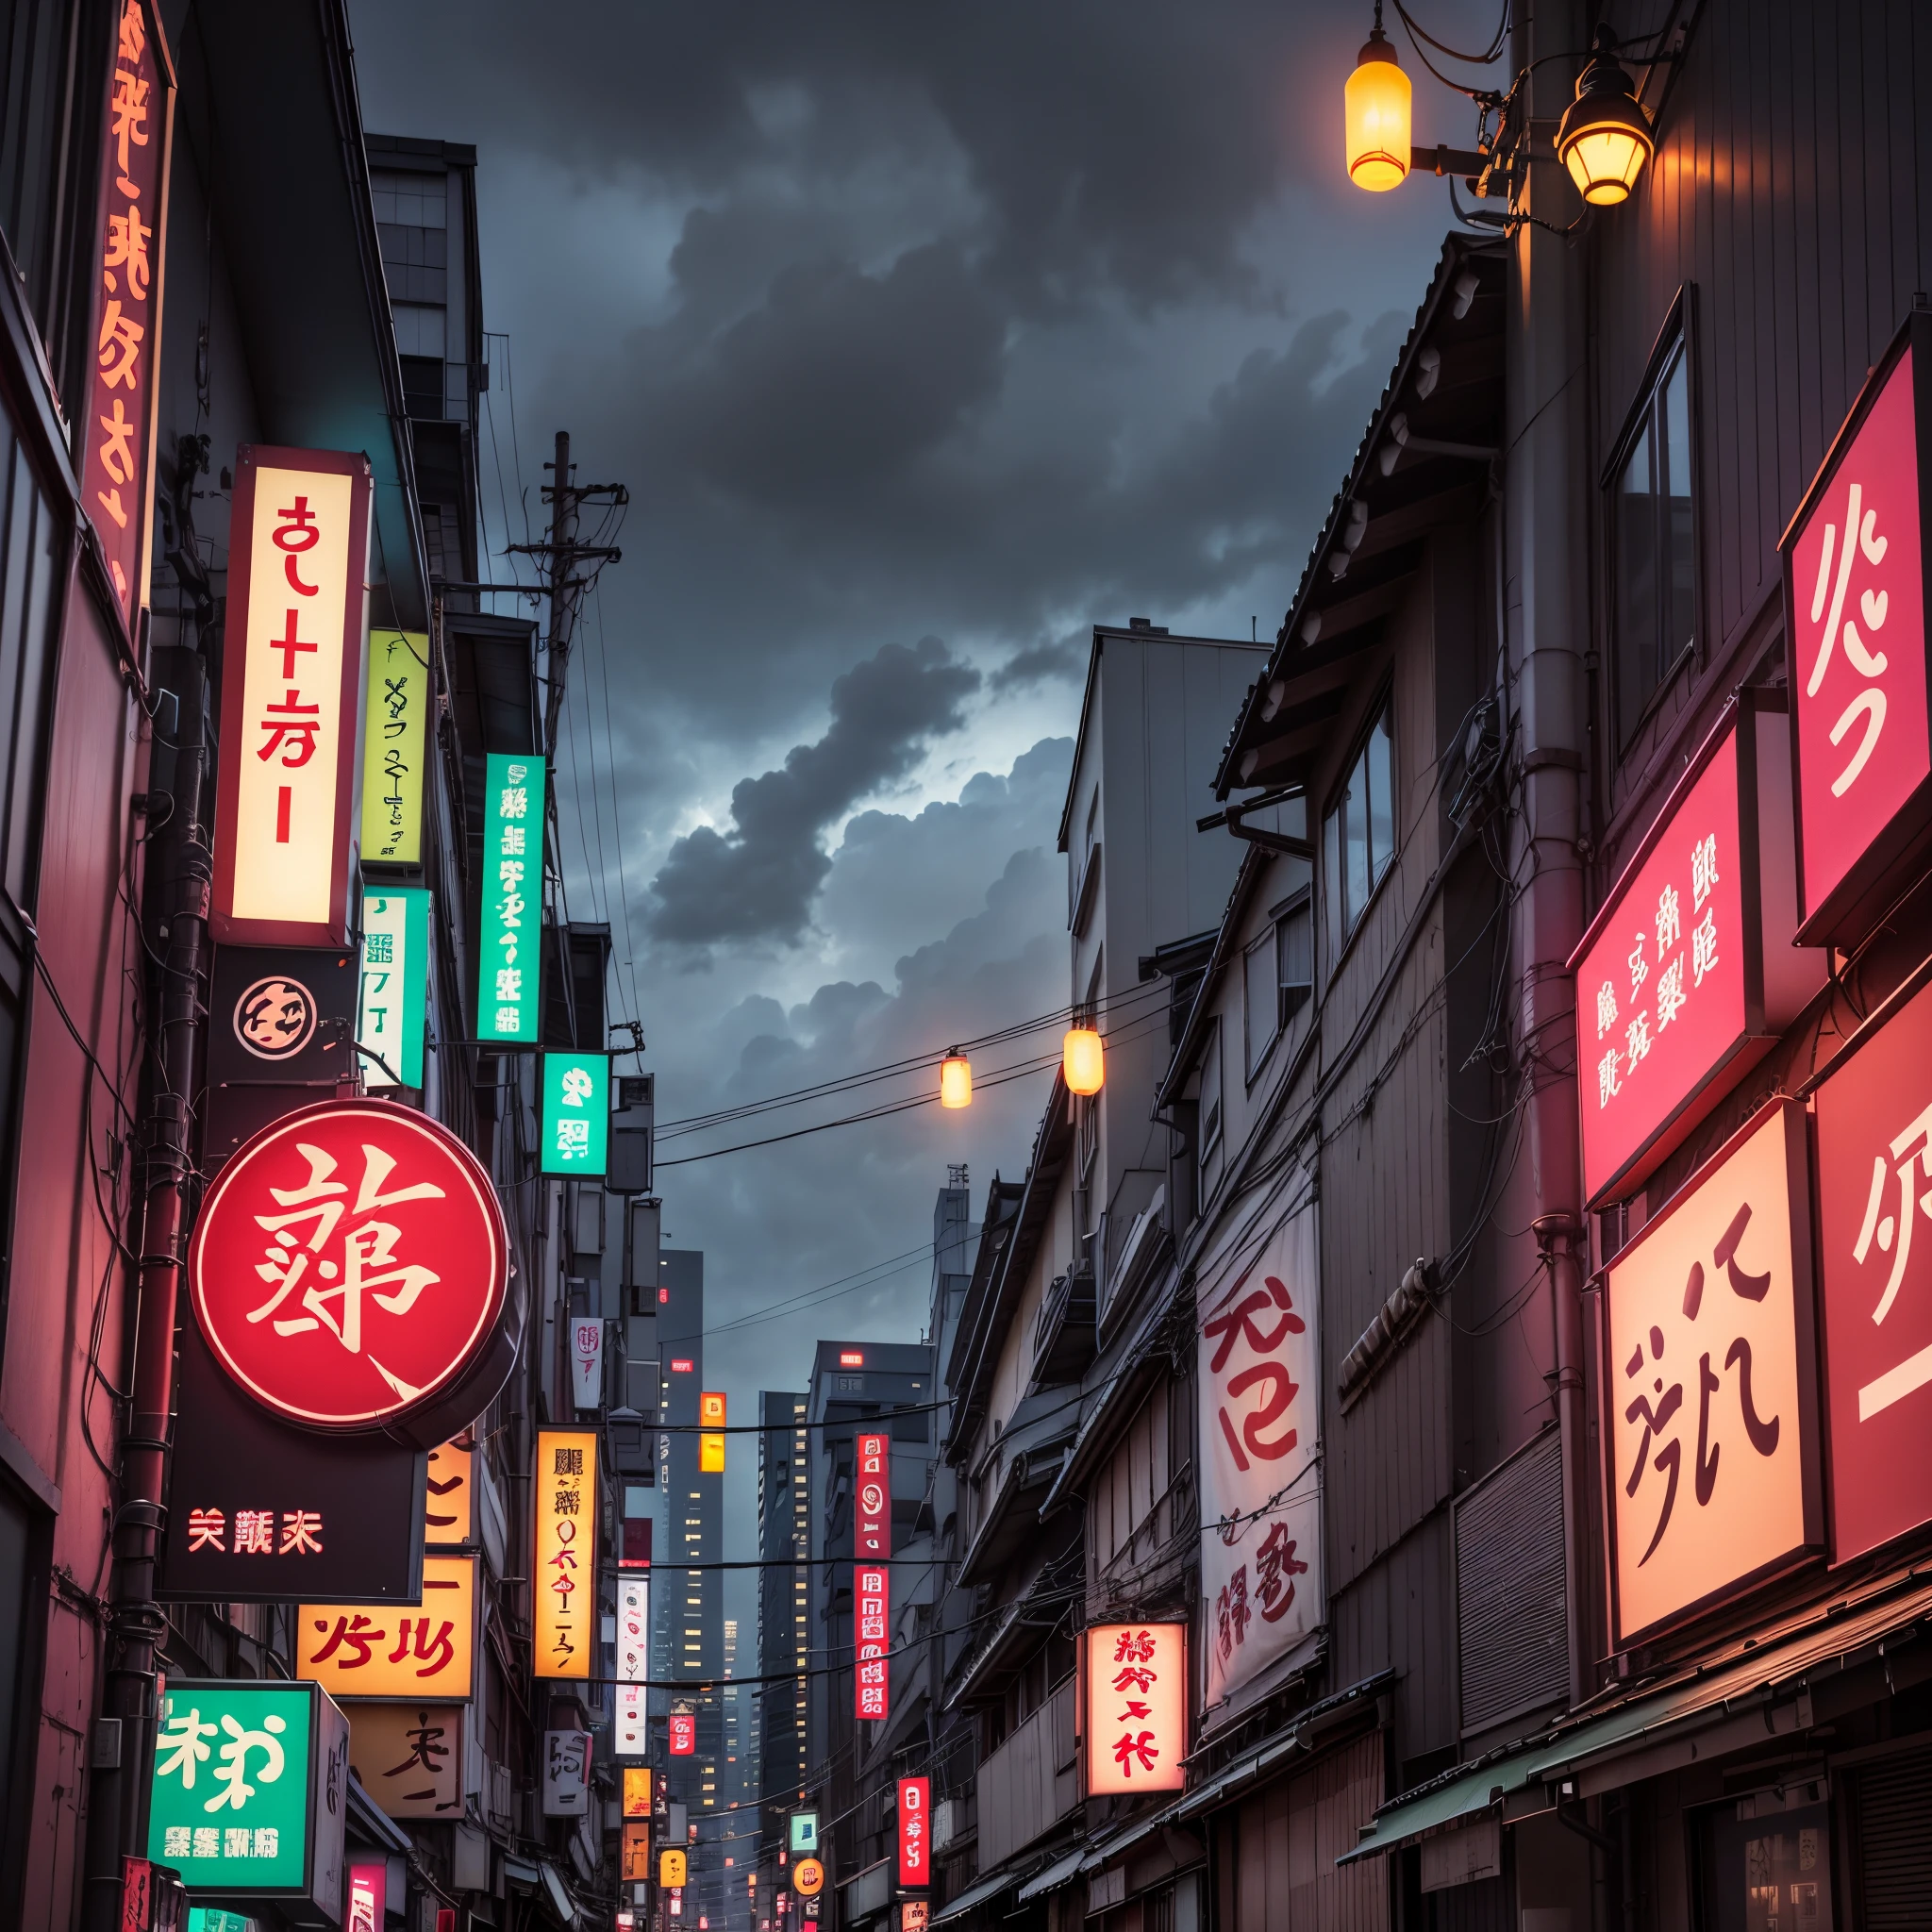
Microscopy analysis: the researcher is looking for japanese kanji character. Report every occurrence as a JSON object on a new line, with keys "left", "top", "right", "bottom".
{"left": 1216, "top": 1361, "right": 1300, "bottom": 1470}
{"left": 192, "top": 1828, "right": 219, "bottom": 1858}
{"left": 308, "top": 1613, "right": 383, "bottom": 1669}
{"left": 554, "top": 1446, "right": 584, "bottom": 1475}
{"left": 1111, "top": 1732, "right": 1159, "bottom": 1776}
{"left": 96, "top": 298, "right": 142, "bottom": 389}
{"left": 1595, "top": 980, "right": 1618, "bottom": 1039}
{"left": 1112, "top": 1629, "right": 1157, "bottom": 1664}
{"left": 1254, "top": 1520, "right": 1308, "bottom": 1624}
{"left": 495, "top": 966, "right": 524, "bottom": 1003}
{"left": 556, "top": 1118, "right": 591, "bottom": 1158}
{"left": 386, "top": 1712, "right": 451, "bottom": 1778}
{"left": 257, "top": 691, "right": 321, "bottom": 767}
{"left": 1598, "top": 1046, "right": 1621, "bottom": 1108}
{"left": 1690, "top": 834, "right": 1720, "bottom": 910}
{"left": 365, "top": 931, "right": 393, "bottom": 965}
{"left": 208, "top": 1710, "right": 288, "bottom": 1811}
{"left": 109, "top": 68, "right": 149, "bottom": 175}
{"left": 1214, "top": 1565, "right": 1251, "bottom": 1661}
{"left": 268, "top": 608, "right": 318, "bottom": 679}
{"left": 96, "top": 396, "right": 137, "bottom": 485}
{"left": 103, "top": 208, "right": 151, "bottom": 300}
{"left": 272, "top": 497, "right": 323, "bottom": 596}
{"left": 494, "top": 1006, "right": 521, "bottom": 1034}
{"left": 279, "top": 1510, "right": 324, "bottom": 1556}
{"left": 559, "top": 1065, "right": 595, "bottom": 1108}
{"left": 388, "top": 1616, "right": 456, "bottom": 1678}
{"left": 1623, "top": 1324, "right": 1684, "bottom": 1566}
{"left": 1852, "top": 1103, "right": 1932, "bottom": 1324}
{"left": 1657, "top": 881, "right": 1682, "bottom": 957}
{"left": 1656, "top": 956, "right": 1687, "bottom": 1030}
{"left": 499, "top": 786, "right": 528, "bottom": 820}
{"left": 235, "top": 1509, "right": 275, "bottom": 1555}
{"left": 1112, "top": 1664, "right": 1157, "bottom": 1694}
{"left": 157, "top": 1708, "right": 218, "bottom": 1789}
{"left": 118, "top": 0, "right": 146, "bottom": 66}
{"left": 224, "top": 1827, "right": 251, "bottom": 1857}
{"left": 1691, "top": 908, "right": 1719, "bottom": 987}
{"left": 553, "top": 1486, "right": 581, "bottom": 1516}
{"left": 253, "top": 1827, "right": 278, "bottom": 1858}
{"left": 163, "top": 1827, "right": 191, "bottom": 1857}
{"left": 186, "top": 1507, "right": 225, "bottom": 1552}
{"left": 1204, "top": 1274, "right": 1305, "bottom": 1373}
{"left": 1692, "top": 1336, "right": 1781, "bottom": 1507}
{"left": 1625, "top": 1012, "right": 1653, "bottom": 1068}
{"left": 1627, "top": 930, "right": 1649, "bottom": 994}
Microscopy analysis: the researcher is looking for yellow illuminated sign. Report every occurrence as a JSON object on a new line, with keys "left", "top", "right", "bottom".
{"left": 623, "top": 1767, "right": 653, "bottom": 1817}
{"left": 661, "top": 1849, "right": 688, "bottom": 1889}
{"left": 361, "top": 628, "right": 428, "bottom": 863}
{"left": 700, "top": 1432, "right": 725, "bottom": 1473}
{"left": 425, "top": 1439, "right": 473, "bottom": 1545}
{"left": 535, "top": 1429, "right": 597, "bottom": 1678}
{"left": 300, "top": 1553, "right": 476, "bottom": 1701}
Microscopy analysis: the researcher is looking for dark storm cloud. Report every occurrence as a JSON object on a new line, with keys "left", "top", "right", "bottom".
{"left": 648, "top": 636, "right": 981, "bottom": 944}
{"left": 991, "top": 637, "right": 1086, "bottom": 691}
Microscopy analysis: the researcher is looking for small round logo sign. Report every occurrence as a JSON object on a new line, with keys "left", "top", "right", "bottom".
{"left": 793, "top": 1860, "right": 825, "bottom": 1899}
{"left": 234, "top": 975, "right": 319, "bottom": 1060}
{"left": 190, "top": 1098, "right": 509, "bottom": 1431}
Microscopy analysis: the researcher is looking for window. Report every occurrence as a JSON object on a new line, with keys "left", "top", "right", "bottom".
{"left": 1322, "top": 700, "right": 1395, "bottom": 956}
{"left": 1243, "top": 926, "right": 1276, "bottom": 1078}
{"left": 1278, "top": 889, "right": 1313, "bottom": 1020}
{"left": 1198, "top": 1021, "right": 1223, "bottom": 1172}
{"left": 1610, "top": 334, "right": 1696, "bottom": 741}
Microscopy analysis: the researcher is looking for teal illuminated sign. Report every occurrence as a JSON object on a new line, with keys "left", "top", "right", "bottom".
{"left": 542, "top": 1053, "right": 609, "bottom": 1175}
{"left": 479, "top": 752, "right": 544, "bottom": 1042}
{"left": 358, "top": 887, "right": 430, "bottom": 1088}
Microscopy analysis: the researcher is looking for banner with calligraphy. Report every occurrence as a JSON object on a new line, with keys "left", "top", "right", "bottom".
{"left": 535, "top": 1429, "right": 597, "bottom": 1678}
{"left": 84, "top": 0, "right": 173, "bottom": 628}
{"left": 896, "top": 1775, "right": 929, "bottom": 1888}
{"left": 358, "top": 887, "right": 429, "bottom": 1089}
{"left": 857, "top": 1432, "right": 890, "bottom": 1558}
{"left": 360, "top": 630, "right": 429, "bottom": 865}
{"left": 479, "top": 751, "right": 544, "bottom": 1041}
{"left": 300, "top": 1554, "right": 476, "bottom": 1702}
{"left": 346, "top": 1704, "right": 463, "bottom": 1820}
{"left": 1082, "top": 1624, "right": 1186, "bottom": 1794}
{"left": 1811, "top": 968, "right": 1932, "bottom": 1564}
{"left": 855, "top": 1563, "right": 890, "bottom": 1721}
{"left": 1782, "top": 313, "right": 1932, "bottom": 946}
{"left": 1198, "top": 1200, "right": 1323, "bottom": 1713}
{"left": 1601, "top": 1100, "right": 1822, "bottom": 1645}
{"left": 212, "top": 446, "right": 374, "bottom": 947}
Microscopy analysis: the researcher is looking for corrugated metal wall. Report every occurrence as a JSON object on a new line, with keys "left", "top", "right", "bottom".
{"left": 1224, "top": 1732, "right": 1390, "bottom": 1932}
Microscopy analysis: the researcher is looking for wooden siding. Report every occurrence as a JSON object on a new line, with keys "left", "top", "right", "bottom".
{"left": 975, "top": 1674, "right": 1078, "bottom": 1871}
{"left": 1597, "top": 0, "right": 1932, "bottom": 833}
{"left": 1325, "top": 1513, "right": 1457, "bottom": 1772}
{"left": 1224, "top": 1731, "right": 1390, "bottom": 1932}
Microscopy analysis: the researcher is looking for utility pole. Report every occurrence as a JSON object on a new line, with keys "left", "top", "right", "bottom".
{"left": 508, "top": 428, "right": 627, "bottom": 758}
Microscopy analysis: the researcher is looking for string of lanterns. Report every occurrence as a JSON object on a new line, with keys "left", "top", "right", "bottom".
{"left": 939, "top": 1026, "right": 1105, "bottom": 1108}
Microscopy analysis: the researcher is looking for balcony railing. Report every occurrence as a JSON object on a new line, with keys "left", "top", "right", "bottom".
{"left": 975, "top": 1676, "right": 1078, "bottom": 1871}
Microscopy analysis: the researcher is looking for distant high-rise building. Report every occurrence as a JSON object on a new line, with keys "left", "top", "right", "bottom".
{"left": 757, "top": 1391, "right": 809, "bottom": 1862}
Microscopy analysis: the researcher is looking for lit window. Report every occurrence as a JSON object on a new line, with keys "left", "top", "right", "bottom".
{"left": 1321, "top": 698, "right": 1394, "bottom": 957}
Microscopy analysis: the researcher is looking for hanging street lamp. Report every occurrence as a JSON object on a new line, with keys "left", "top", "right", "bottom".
{"left": 1062, "top": 1026, "right": 1105, "bottom": 1096}
{"left": 1555, "top": 28, "right": 1655, "bottom": 206}
{"left": 940, "top": 1051, "right": 973, "bottom": 1109}
{"left": 1344, "top": 5, "right": 1412, "bottom": 191}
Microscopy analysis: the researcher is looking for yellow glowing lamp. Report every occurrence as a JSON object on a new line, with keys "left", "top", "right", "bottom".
{"left": 1556, "top": 35, "right": 1654, "bottom": 206}
{"left": 1344, "top": 14, "right": 1410, "bottom": 192}
{"left": 939, "top": 1051, "right": 973, "bottom": 1109}
{"left": 1062, "top": 1026, "right": 1105, "bottom": 1096}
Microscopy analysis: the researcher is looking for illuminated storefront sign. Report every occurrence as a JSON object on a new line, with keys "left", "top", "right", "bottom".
{"left": 857, "top": 1432, "right": 890, "bottom": 1558}
{"left": 616, "top": 1575, "right": 650, "bottom": 1757}
{"left": 479, "top": 752, "right": 545, "bottom": 1042}
{"left": 347, "top": 1704, "right": 462, "bottom": 1819}
{"left": 1783, "top": 315, "right": 1932, "bottom": 943}
{"left": 425, "top": 1440, "right": 472, "bottom": 1546}
{"left": 623, "top": 1823, "right": 652, "bottom": 1882}
{"left": 669, "top": 1713, "right": 695, "bottom": 1756}
{"left": 1601, "top": 1101, "right": 1822, "bottom": 1645}
{"left": 541, "top": 1731, "right": 591, "bottom": 1817}
{"left": 856, "top": 1565, "right": 890, "bottom": 1721}
{"left": 212, "top": 446, "right": 374, "bottom": 948}
{"left": 358, "top": 888, "right": 429, "bottom": 1088}
{"left": 662, "top": 1850, "right": 690, "bottom": 1888}
{"left": 1198, "top": 1204, "right": 1322, "bottom": 1711}
{"left": 347, "top": 1862, "right": 384, "bottom": 1932}
{"left": 360, "top": 630, "right": 428, "bottom": 864}
{"left": 1810, "top": 968, "right": 1932, "bottom": 1562}
{"left": 896, "top": 1777, "right": 928, "bottom": 1889}
{"left": 534, "top": 1430, "right": 597, "bottom": 1679}
{"left": 147, "top": 1678, "right": 347, "bottom": 1920}
{"left": 700, "top": 1389, "right": 725, "bottom": 1473}
{"left": 189, "top": 1099, "right": 510, "bottom": 1439}
{"left": 1570, "top": 695, "right": 1824, "bottom": 1206}
{"left": 542, "top": 1051, "right": 608, "bottom": 1174}
{"left": 570, "top": 1318, "right": 604, "bottom": 1410}
{"left": 1082, "top": 1624, "right": 1186, "bottom": 1795}
{"left": 84, "top": 0, "right": 173, "bottom": 626}
{"left": 300, "top": 1554, "right": 477, "bottom": 1702}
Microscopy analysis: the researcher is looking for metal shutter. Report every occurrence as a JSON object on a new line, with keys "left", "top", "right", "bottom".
{"left": 1455, "top": 1429, "right": 1567, "bottom": 1735}
{"left": 1858, "top": 1750, "right": 1932, "bottom": 1928}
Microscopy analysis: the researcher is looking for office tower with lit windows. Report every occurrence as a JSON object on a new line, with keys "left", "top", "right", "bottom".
{"left": 655, "top": 1249, "right": 724, "bottom": 1909}
{"left": 756, "top": 1391, "right": 810, "bottom": 1866}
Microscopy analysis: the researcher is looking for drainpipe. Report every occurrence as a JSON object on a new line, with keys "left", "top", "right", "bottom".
{"left": 82, "top": 628, "right": 213, "bottom": 1930}
{"left": 1506, "top": 0, "right": 1592, "bottom": 1710}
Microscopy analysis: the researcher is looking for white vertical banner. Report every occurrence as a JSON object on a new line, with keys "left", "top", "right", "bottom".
{"left": 1198, "top": 1199, "right": 1323, "bottom": 1712}
{"left": 616, "top": 1575, "right": 650, "bottom": 1757}
{"left": 571, "top": 1318, "right": 605, "bottom": 1410}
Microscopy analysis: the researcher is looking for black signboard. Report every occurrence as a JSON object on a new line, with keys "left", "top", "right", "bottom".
{"left": 157, "top": 1319, "right": 426, "bottom": 1603}
{"left": 204, "top": 942, "right": 360, "bottom": 1166}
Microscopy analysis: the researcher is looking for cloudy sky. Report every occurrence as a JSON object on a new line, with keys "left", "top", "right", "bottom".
{"left": 348, "top": 3, "right": 1500, "bottom": 1551}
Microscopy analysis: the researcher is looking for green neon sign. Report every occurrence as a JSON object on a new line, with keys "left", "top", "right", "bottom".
{"left": 542, "top": 1052, "right": 609, "bottom": 1175}
{"left": 358, "top": 887, "right": 430, "bottom": 1088}
{"left": 479, "top": 751, "right": 544, "bottom": 1042}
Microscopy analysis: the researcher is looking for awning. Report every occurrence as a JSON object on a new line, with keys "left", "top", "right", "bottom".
{"left": 929, "top": 1866, "right": 1026, "bottom": 1926}
{"left": 1341, "top": 1570, "right": 1932, "bottom": 1863}
{"left": 1174, "top": 1667, "right": 1392, "bottom": 1822}
{"left": 1017, "top": 1847, "right": 1089, "bottom": 1903}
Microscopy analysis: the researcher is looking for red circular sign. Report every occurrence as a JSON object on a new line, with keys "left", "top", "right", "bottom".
{"left": 191, "top": 1098, "right": 509, "bottom": 1432}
